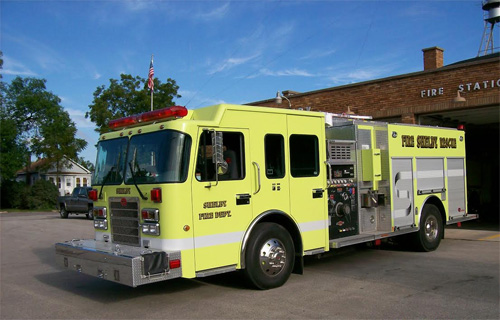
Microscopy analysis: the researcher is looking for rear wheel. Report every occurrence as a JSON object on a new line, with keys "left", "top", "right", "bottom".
{"left": 60, "top": 206, "right": 68, "bottom": 219}
{"left": 412, "top": 204, "right": 443, "bottom": 252}
{"left": 243, "top": 222, "right": 295, "bottom": 289}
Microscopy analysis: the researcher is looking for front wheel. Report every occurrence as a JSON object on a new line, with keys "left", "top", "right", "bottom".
{"left": 86, "top": 207, "right": 93, "bottom": 219}
{"left": 412, "top": 204, "right": 443, "bottom": 252}
{"left": 60, "top": 206, "right": 68, "bottom": 219}
{"left": 243, "top": 222, "right": 295, "bottom": 290}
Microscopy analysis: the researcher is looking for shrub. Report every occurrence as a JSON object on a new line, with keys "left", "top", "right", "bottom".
{"left": 0, "top": 180, "right": 28, "bottom": 209}
{"left": 26, "top": 179, "right": 59, "bottom": 210}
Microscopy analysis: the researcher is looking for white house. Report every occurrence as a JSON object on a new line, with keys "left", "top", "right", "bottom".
{"left": 16, "top": 157, "right": 92, "bottom": 196}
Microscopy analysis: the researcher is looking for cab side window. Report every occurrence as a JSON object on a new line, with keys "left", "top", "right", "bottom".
{"left": 195, "top": 131, "right": 245, "bottom": 181}
{"left": 289, "top": 134, "right": 319, "bottom": 177}
{"left": 265, "top": 134, "right": 285, "bottom": 179}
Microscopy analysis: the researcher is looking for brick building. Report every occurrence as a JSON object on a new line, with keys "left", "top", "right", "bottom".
{"left": 249, "top": 48, "right": 499, "bottom": 221}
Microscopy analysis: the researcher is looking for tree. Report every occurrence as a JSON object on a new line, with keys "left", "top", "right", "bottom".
{"left": 0, "top": 76, "right": 87, "bottom": 183}
{"left": 76, "top": 156, "right": 95, "bottom": 173}
{"left": 86, "top": 73, "right": 181, "bottom": 134}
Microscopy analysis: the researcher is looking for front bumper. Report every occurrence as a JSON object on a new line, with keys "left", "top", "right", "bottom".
{"left": 55, "top": 239, "right": 182, "bottom": 287}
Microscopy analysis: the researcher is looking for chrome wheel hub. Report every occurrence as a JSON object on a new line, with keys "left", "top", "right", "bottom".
{"left": 424, "top": 215, "right": 438, "bottom": 242}
{"left": 259, "top": 238, "right": 286, "bottom": 276}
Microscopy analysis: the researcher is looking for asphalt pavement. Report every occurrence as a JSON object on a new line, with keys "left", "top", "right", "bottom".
{"left": 1, "top": 212, "right": 498, "bottom": 319}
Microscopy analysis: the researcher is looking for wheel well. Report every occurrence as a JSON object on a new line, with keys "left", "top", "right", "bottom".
{"left": 241, "top": 211, "right": 303, "bottom": 270}
{"left": 421, "top": 196, "right": 446, "bottom": 238}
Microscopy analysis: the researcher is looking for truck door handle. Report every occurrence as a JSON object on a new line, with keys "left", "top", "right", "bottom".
{"left": 236, "top": 193, "right": 251, "bottom": 205}
{"left": 252, "top": 162, "right": 261, "bottom": 195}
{"left": 313, "top": 188, "right": 324, "bottom": 199}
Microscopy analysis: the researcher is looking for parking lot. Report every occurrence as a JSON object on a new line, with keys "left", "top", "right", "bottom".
{"left": 1, "top": 211, "right": 498, "bottom": 319}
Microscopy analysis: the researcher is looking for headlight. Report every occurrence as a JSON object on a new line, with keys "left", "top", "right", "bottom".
{"left": 94, "top": 219, "right": 108, "bottom": 230}
{"left": 142, "top": 223, "right": 160, "bottom": 236}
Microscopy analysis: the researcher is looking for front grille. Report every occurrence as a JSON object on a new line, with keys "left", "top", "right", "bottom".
{"left": 110, "top": 197, "right": 140, "bottom": 246}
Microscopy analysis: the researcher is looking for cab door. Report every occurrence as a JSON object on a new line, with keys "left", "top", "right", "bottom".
{"left": 191, "top": 128, "right": 253, "bottom": 271}
{"left": 287, "top": 115, "right": 328, "bottom": 251}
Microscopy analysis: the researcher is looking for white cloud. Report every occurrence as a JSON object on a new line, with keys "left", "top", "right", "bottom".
{"left": 327, "top": 65, "right": 395, "bottom": 85}
{"left": 2, "top": 55, "right": 38, "bottom": 77}
{"left": 246, "top": 67, "right": 315, "bottom": 79}
{"left": 300, "top": 49, "right": 337, "bottom": 60}
{"left": 208, "top": 53, "right": 261, "bottom": 75}
{"left": 195, "top": 2, "right": 230, "bottom": 21}
{"left": 4, "top": 33, "right": 66, "bottom": 73}
{"left": 66, "top": 107, "right": 95, "bottom": 129}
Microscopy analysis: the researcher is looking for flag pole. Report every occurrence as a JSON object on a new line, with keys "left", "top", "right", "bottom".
{"left": 149, "top": 54, "right": 154, "bottom": 111}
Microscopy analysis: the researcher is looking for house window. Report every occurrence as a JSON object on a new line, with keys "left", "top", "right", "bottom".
{"left": 76, "top": 178, "right": 81, "bottom": 187}
{"left": 66, "top": 178, "right": 71, "bottom": 187}
{"left": 83, "top": 178, "right": 88, "bottom": 187}
{"left": 57, "top": 178, "right": 61, "bottom": 188}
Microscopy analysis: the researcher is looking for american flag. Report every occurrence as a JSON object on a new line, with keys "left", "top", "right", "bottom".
{"left": 147, "top": 56, "right": 154, "bottom": 92}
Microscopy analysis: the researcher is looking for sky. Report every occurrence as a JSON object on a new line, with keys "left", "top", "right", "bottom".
{"left": 1, "top": 0, "right": 490, "bottom": 164}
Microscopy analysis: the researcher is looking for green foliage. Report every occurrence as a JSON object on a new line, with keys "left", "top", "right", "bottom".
{"left": 76, "top": 156, "right": 95, "bottom": 172}
{"left": 86, "top": 73, "right": 181, "bottom": 134}
{"left": 26, "top": 179, "right": 59, "bottom": 210}
{"left": 0, "top": 180, "right": 27, "bottom": 209}
{"left": 0, "top": 76, "right": 87, "bottom": 180}
{"left": 0, "top": 117, "right": 27, "bottom": 180}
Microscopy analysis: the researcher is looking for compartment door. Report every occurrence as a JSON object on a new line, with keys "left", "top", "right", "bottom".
{"left": 447, "top": 158, "right": 466, "bottom": 219}
{"left": 392, "top": 158, "right": 414, "bottom": 228}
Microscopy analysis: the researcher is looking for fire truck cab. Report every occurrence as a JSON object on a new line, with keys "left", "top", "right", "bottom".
{"left": 55, "top": 104, "right": 475, "bottom": 289}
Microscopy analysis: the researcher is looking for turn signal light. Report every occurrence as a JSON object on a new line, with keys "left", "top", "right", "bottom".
{"left": 169, "top": 259, "right": 181, "bottom": 269}
{"left": 141, "top": 208, "right": 159, "bottom": 222}
{"left": 93, "top": 207, "right": 107, "bottom": 219}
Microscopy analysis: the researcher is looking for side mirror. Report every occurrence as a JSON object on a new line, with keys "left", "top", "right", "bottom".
{"left": 211, "top": 131, "right": 228, "bottom": 175}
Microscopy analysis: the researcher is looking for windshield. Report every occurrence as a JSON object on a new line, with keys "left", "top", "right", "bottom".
{"left": 93, "top": 130, "right": 191, "bottom": 186}
{"left": 93, "top": 137, "right": 128, "bottom": 185}
{"left": 125, "top": 130, "right": 191, "bottom": 184}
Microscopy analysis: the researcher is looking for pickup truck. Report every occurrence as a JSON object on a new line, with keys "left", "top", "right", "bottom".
{"left": 58, "top": 187, "right": 93, "bottom": 219}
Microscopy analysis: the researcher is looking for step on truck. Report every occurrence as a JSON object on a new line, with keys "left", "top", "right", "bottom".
{"left": 55, "top": 104, "right": 476, "bottom": 289}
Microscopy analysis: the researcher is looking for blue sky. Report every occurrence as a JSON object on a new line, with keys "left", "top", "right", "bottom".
{"left": 1, "top": 0, "right": 489, "bottom": 163}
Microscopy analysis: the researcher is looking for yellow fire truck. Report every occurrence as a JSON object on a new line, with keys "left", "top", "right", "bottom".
{"left": 55, "top": 104, "right": 476, "bottom": 289}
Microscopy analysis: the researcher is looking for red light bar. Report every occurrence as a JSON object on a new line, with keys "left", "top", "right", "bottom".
{"left": 140, "top": 106, "right": 188, "bottom": 123}
{"left": 108, "top": 115, "right": 138, "bottom": 130}
{"left": 108, "top": 106, "right": 188, "bottom": 130}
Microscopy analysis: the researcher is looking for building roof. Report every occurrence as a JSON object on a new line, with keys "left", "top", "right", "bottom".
{"left": 16, "top": 156, "right": 91, "bottom": 175}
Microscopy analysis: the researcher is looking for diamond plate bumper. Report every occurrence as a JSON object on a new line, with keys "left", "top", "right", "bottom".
{"left": 55, "top": 239, "right": 182, "bottom": 287}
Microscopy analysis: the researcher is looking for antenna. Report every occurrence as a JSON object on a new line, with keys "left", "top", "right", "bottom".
{"left": 478, "top": 0, "right": 500, "bottom": 56}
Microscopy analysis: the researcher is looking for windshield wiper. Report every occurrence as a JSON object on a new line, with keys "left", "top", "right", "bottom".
{"left": 99, "top": 166, "right": 115, "bottom": 200}
{"left": 128, "top": 161, "right": 148, "bottom": 200}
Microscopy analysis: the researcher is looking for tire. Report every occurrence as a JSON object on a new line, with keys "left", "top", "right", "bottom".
{"left": 60, "top": 206, "right": 69, "bottom": 219}
{"left": 86, "top": 207, "right": 93, "bottom": 219}
{"left": 412, "top": 204, "right": 443, "bottom": 252}
{"left": 243, "top": 222, "right": 295, "bottom": 290}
